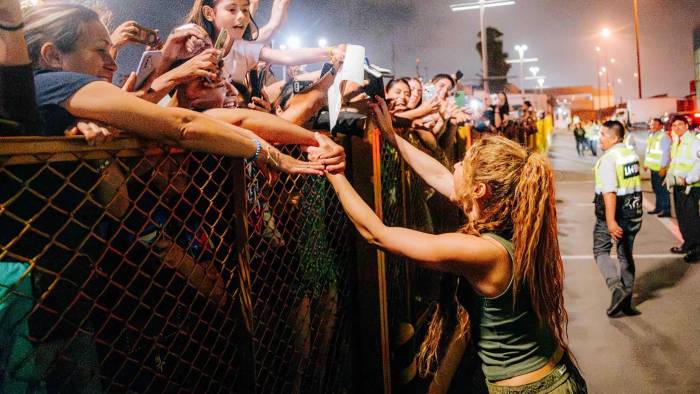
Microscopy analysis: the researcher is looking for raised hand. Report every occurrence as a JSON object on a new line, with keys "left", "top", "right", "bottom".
{"left": 371, "top": 96, "right": 398, "bottom": 145}
{"left": 110, "top": 21, "right": 141, "bottom": 54}
{"left": 161, "top": 24, "right": 210, "bottom": 62}
{"left": 170, "top": 48, "right": 221, "bottom": 83}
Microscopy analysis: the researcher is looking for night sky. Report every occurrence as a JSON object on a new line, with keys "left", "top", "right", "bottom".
{"left": 107, "top": 0, "right": 700, "bottom": 100}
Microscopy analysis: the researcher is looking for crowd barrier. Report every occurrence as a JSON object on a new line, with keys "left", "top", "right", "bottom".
{"left": 0, "top": 126, "right": 468, "bottom": 393}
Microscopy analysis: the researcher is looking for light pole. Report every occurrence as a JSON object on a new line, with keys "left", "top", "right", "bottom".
{"left": 514, "top": 44, "right": 528, "bottom": 94}
{"left": 537, "top": 78, "right": 545, "bottom": 93}
{"left": 633, "top": 0, "right": 643, "bottom": 98}
{"left": 595, "top": 46, "right": 602, "bottom": 116}
{"left": 601, "top": 28, "right": 612, "bottom": 108}
{"left": 450, "top": 0, "right": 516, "bottom": 94}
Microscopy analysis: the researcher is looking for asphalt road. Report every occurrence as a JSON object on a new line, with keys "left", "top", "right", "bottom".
{"left": 550, "top": 129, "right": 700, "bottom": 394}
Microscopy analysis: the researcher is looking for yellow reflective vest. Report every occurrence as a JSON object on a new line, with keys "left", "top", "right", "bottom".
{"left": 644, "top": 131, "right": 666, "bottom": 172}
{"left": 669, "top": 131, "right": 700, "bottom": 187}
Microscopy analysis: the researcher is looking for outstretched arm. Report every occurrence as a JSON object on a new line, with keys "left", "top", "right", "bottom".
{"left": 254, "top": 0, "right": 290, "bottom": 43}
{"left": 325, "top": 171, "right": 500, "bottom": 278}
{"left": 372, "top": 98, "right": 455, "bottom": 200}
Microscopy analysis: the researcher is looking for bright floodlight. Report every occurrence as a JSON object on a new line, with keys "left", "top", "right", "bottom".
{"left": 279, "top": 44, "right": 288, "bottom": 50}
{"left": 318, "top": 38, "right": 328, "bottom": 48}
{"left": 601, "top": 27, "right": 611, "bottom": 38}
{"left": 634, "top": 72, "right": 639, "bottom": 78}
{"left": 506, "top": 57, "right": 538, "bottom": 64}
{"left": 595, "top": 46, "right": 601, "bottom": 52}
{"left": 514, "top": 44, "right": 528, "bottom": 53}
{"left": 600, "top": 66, "right": 607, "bottom": 73}
{"left": 617, "top": 78, "right": 622, "bottom": 84}
{"left": 450, "top": 0, "right": 515, "bottom": 12}
{"left": 610, "top": 58, "right": 616, "bottom": 64}
{"left": 287, "top": 36, "right": 302, "bottom": 49}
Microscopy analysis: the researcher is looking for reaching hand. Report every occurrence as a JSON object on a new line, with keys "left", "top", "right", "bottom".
{"left": 110, "top": 21, "right": 142, "bottom": 52}
{"left": 370, "top": 96, "right": 398, "bottom": 146}
{"left": 161, "top": 25, "right": 210, "bottom": 62}
{"left": 248, "top": 93, "right": 273, "bottom": 113}
{"left": 261, "top": 144, "right": 325, "bottom": 176}
{"left": 66, "top": 120, "right": 120, "bottom": 146}
{"left": 306, "top": 132, "right": 346, "bottom": 174}
{"left": 171, "top": 48, "right": 221, "bottom": 83}
{"left": 330, "top": 44, "right": 347, "bottom": 66}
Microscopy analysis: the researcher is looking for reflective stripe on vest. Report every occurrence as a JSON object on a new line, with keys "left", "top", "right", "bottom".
{"left": 644, "top": 131, "right": 665, "bottom": 171}
{"left": 669, "top": 131, "right": 700, "bottom": 187}
{"left": 595, "top": 145, "right": 642, "bottom": 195}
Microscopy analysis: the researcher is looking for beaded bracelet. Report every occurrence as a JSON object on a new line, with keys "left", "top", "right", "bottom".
{"left": 247, "top": 139, "right": 262, "bottom": 162}
{"left": 0, "top": 20, "right": 24, "bottom": 32}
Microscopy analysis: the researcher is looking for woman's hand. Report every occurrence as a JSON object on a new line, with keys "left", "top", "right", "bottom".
{"left": 248, "top": 94, "right": 273, "bottom": 113}
{"left": 330, "top": 44, "right": 347, "bottom": 65}
{"left": 110, "top": 21, "right": 142, "bottom": 54}
{"left": 165, "top": 48, "right": 221, "bottom": 85}
{"left": 371, "top": 96, "right": 398, "bottom": 146}
{"left": 65, "top": 120, "right": 120, "bottom": 146}
{"left": 260, "top": 144, "right": 325, "bottom": 176}
{"left": 160, "top": 25, "right": 210, "bottom": 63}
{"left": 306, "top": 132, "right": 346, "bottom": 174}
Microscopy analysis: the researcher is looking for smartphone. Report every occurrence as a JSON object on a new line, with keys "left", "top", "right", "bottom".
{"left": 454, "top": 91, "right": 466, "bottom": 108}
{"left": 134, "top": 50, "right": 163, "bottom": 90}
{"left": 213, "top": 28, "right": 228, "bottom": 64}
{"left": 422, "top": 84, "right": 436, "bottom": 103}
{"left": 293, "top": 80, "right": 314, "bottom": 94}
{"left": 133, "top": 24, "right": 159, "bottom": 47}
{"left": 320, "top": 62, "right": 335, "bottom": 78}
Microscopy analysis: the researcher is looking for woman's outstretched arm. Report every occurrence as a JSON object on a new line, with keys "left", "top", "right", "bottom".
{"left": 371, "top": 98, "right": 456, "bottom": 201}
{"left": 325, "top": 170, "right": 503, "bottom": 279}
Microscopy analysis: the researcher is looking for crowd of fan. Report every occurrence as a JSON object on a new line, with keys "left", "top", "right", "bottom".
{"left": 0, "top": 0, "right": 550, "bottom": 391}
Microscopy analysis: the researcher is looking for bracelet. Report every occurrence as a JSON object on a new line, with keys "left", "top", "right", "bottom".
{"left": 247, "top": 139, "right": 262, "bottom": 162}
{"left": 264, "top": 143, "right": 280, "bottom": 168}
{"left": 0, "top": 20, "right": 24, "bottom": 32}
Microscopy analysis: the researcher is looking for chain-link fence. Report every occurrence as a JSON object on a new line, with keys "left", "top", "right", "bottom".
{"left": 1, "top": 129, "right": 467, "bottom": 393}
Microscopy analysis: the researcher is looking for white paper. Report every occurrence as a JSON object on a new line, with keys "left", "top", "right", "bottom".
{"left": 328, "top": 45, "right": 366, "bottom": 130}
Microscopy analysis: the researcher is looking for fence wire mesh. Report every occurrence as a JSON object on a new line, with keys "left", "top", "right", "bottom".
{"left": 244, "top": 144, "right": 355, "bottom": 394}
{"left": 1, "top": 130, "right": 460, "bottom": 393}
{"left": 1, "top": 139, "right": 252, "bottom": 393}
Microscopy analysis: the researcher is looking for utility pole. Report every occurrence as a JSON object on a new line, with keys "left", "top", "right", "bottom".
{"left": 633, "top": 0, "right": 643, "bottom": 98}
{"left": 480, "top": 0, "right": 489, "bottom": 93}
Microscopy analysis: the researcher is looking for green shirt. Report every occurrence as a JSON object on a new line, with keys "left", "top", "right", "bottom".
{"left": 475, "top": 233, "right": 557, "bottom": 382}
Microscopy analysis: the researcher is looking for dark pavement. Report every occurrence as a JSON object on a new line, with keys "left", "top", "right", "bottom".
{"left": 550, "top": 129, "right": 700, "bottom": 393}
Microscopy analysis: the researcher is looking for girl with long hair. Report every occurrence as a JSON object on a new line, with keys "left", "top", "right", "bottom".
{"left": 317, "top": 98, "right": 586, "bottom": 393}
{"left": 185, "top": 0, "right": 346, "bottom": 86}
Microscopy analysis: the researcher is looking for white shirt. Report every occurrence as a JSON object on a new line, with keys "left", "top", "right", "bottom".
{"left": 222, "top": 39, "right": 265, "bottom": 84}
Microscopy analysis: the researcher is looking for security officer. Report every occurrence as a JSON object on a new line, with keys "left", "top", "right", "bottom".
{"left": 666, "top": 115, "right": 700, "bottom": 262}
{"left": 593, "top": 120, "right": 643, "bottom": 317}
{"left": 643, "top": 118, "right": 672, "bottom": 217}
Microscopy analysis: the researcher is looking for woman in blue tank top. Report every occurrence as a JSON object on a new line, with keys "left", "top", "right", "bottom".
{"left": 321, "top": 98, "right": 586, "bottom": 393}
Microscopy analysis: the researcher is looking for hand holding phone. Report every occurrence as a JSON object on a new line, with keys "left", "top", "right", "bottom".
{"left": 422, "top": 84, "right": 436, "bottom": 103}
{"left": 133, "top": 24, "right": 160, "bottom": 47}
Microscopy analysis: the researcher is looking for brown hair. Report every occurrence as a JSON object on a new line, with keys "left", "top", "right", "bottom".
{"left": 23, "top": 3, "right": 101, "bottom": 69}
{"left": 185, "top": 0, "right": 259, "bottom": 42}
{"left": 417, "top": 135, "right": 570, "bottom": 376}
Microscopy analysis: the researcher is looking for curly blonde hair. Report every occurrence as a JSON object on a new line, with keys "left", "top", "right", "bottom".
{"left": 417, "top": 135, "right": 570, "bottom": 377}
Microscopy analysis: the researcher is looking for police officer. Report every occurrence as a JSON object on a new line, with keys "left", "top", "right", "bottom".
{"left": 666, "top": 115, "right": 700, "bottom": 262}
{"left": 643, "top": 118, "right": 672, "bottom": 217}
{"left": 593, "top": 120, "right": 643, "bottom": 317}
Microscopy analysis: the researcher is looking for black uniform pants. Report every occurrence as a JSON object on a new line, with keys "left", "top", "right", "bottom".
{"left": 673, "top": 186, "right": 700, "bottom": 251}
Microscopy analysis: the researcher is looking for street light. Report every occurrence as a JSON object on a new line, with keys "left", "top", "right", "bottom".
{"left": 529, "top": 66, "right": 540, "bottom": 80}
{"left": 617, "top": 78, "right": 622, "bottom": 84}
{"left": 610, "top": 58, "right": 616, "bottom": 64}
{"left": 286, "top": 36, "right": 301, "bottom": 49}
{"left": 514, "top": 44, "right": 528, "bottom": 94}
{"left": 450, "top": 0, "right": 516, "bottom": 93}
{"left": 537, "top": 77, "right": 545, "bottom": 93}
{"left": 318, "top": 38, "right": 328, "bottom": 48}
{"left": 601, "top": 27, "right": 611, "bottom": 38}
{"left": 600, "top": 28, "right": 612, "bottom": 107}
